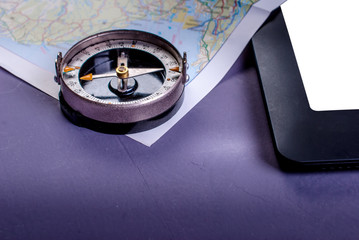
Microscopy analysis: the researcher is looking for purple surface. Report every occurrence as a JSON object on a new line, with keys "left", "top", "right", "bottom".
{"left": 1, "top": 46, "right": 359, "bottom": 240}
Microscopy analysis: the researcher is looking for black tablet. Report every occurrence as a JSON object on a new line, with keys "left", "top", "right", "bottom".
{"left": 251, "top": 5, "right": 359, "bottom": 171}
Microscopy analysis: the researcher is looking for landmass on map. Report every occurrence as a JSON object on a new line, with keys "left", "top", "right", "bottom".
{"left": 0, "top": 0, "right": 258, "bottom": 79}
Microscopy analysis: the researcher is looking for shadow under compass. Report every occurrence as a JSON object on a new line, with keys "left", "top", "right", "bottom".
{"left": 59, "top": 91, "right": 184, "bottom": 134}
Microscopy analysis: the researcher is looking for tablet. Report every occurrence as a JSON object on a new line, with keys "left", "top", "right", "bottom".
{"left": 251, "top": 3, "right": 359, "bottom": 171}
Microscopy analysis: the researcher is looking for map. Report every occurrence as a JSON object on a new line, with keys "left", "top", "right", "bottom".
{"left": 0, "top": 0, "right": 285, "bottom": 146}
{"left": 0, "top": 0, "right": 258, "bottom": 81}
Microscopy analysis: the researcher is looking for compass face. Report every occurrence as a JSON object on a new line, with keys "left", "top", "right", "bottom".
{"left": 56, "top": 30, "right": 186, "bottom": 124}
{"left": 61, "top": 39, "right": 182, "bottom": 105}
{"left": 79, "top": 48, "right": 165, "bottom": 101}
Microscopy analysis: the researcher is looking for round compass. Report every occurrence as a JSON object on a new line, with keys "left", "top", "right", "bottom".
{"left": 55, "top": 30, "right": 187, "bottom": 132}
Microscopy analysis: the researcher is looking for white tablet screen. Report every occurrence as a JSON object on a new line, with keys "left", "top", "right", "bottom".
{"left": 281, "top": 0, "right": 359, "bottom": 111}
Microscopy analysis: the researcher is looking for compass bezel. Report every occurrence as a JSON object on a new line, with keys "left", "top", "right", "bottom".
{"left": 56, "top": 30, "right": 186, "bottom": 124}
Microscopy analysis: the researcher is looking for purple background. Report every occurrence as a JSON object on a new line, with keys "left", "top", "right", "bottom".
{"left": 1, "top": 46, "right": 359, "bottom": 239}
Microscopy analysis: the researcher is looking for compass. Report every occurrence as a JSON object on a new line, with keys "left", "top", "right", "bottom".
{"left": 54, "top": 30, "right": 187, "bottom": 132}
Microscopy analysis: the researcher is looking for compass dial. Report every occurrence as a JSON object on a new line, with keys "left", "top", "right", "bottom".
{"left": 55, "top": 30, "right": 187, "bottom": 124}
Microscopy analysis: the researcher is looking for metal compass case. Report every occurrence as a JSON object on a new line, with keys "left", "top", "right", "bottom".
{"left": 55, "top": 30, "right": 187, "bottom": 133}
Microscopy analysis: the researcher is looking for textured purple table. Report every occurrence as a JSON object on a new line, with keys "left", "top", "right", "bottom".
{"left": 1, "top": 45, "right": 359, "bottom": 240}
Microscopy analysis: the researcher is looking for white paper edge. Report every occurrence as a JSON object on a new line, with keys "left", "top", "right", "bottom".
{"left": 0, "top": 46, "right": 60, "bottom": 99}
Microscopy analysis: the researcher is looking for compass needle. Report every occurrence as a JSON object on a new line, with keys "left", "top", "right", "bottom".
{"left": 80, "top": 72, "right": 119, "bottom": 80}
{"left": 56, "top": 30, "right": 187, "bottom": 126}
{"left": 80, "top": 73, "right": 93, "bottom": 81}
{"left": 127, "top": 68, "right": 164, "bottom": 78}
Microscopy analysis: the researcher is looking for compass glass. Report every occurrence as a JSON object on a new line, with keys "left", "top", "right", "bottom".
{"left": 78, "top": 48, "right": 165, "bottom": 102}
{"left": 61, "top": 38, "right": 182, "bottom": 105}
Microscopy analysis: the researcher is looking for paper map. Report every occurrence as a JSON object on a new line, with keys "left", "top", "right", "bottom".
{"left": 0, "top": 0, "right": 285, "bottom": 146}
{"left": 0, "top": 0, "right": 258, "bottom": 81}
